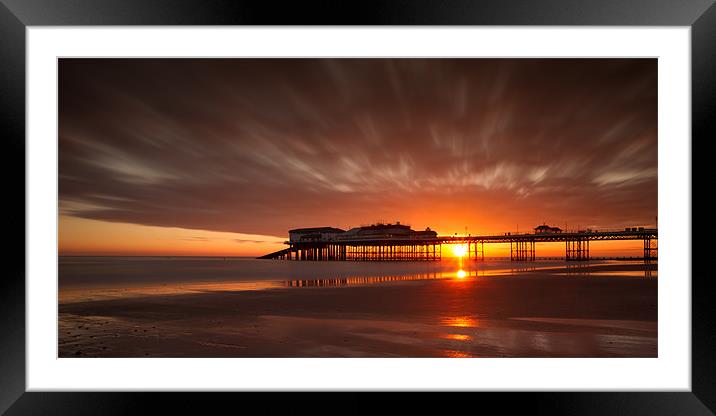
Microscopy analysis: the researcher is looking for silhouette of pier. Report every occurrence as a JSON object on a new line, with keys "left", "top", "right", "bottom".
{"left": 258, "top": 224, "right": 657, "bottom": 262}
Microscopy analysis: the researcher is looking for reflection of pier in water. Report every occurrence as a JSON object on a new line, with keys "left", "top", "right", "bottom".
{"left": 566, "top": 263, "right": 591, "bottom": 275}
{"left": 284, "top": 272, "right": 442, "bottom": 288}
{"left": 280, "top": 266, "right": 655, "bottom": 289}
{"left": 561, "top": 262, "right": 656, "bottom": 278}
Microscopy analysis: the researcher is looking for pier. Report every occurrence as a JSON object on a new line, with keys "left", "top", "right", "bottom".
{"left": 258, "top": 223, "right": 657, "bottom": 262}
{"left": 260, "top": 241, "right": 442, "bottom": 262}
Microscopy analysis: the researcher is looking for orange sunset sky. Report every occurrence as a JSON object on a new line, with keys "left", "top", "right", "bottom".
{"left": 59, "top": 58, "right": 657, "bottom": 257}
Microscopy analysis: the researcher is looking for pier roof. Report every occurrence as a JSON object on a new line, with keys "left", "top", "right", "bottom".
{"left": 289, "top": 227, "right": 346, "bottom": 234}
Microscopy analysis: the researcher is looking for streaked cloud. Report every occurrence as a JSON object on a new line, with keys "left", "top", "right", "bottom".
{"left": 59, "top": 58, "right": 657, "bottom": 236}
{"left": 592, "top": 168, "right": 658, "bottom": 187}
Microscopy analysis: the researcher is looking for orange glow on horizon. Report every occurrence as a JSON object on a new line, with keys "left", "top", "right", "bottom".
{"left": 59, "top": 215, "right": 285, "bottom": 257}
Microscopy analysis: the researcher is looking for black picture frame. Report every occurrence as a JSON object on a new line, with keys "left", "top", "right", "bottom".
{"left": 1, "top": 0, "right": 712, "bottom": 413}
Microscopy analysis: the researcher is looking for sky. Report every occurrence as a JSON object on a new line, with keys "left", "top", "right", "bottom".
{"left": 59, "top": 58, "right": 657, "bottom": 256}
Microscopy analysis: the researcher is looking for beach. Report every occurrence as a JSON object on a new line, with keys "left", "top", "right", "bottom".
{"left": 58, "top": 258, "right": 657, "bottom": 358}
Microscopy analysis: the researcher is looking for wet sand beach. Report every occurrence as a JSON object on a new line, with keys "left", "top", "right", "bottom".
{"left": 58, "top": 259, "right": 657, "bottom": 358}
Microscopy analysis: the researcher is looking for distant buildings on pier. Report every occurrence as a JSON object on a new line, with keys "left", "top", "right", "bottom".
{"left": 288, "top": 227, "right": 345, "bottom": 243}
{"left": 534, "top": 224, "right": 563, "bottom": 234}
{"left": 289, "top": 222, "right": 437, "bottom": 243}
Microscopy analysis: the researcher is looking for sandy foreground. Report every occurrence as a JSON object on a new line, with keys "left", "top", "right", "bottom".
{"left": 58, "top": 262, "right": 657, "bottom": 358}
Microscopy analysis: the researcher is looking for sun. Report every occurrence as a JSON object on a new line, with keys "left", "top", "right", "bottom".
{"left": 451, "top": 244, "right": 468, "bottom": 258}
{"left": 456, "top": 270, "right": 467, "bottom": 279}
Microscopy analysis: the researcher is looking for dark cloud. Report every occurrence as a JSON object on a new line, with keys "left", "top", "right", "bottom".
{"left": 59, "top": 58, "right": 657, "bottom": 235}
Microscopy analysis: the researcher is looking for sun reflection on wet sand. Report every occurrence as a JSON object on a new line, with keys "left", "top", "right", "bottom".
{"left": 443, "top": 350, "right": 473, "bottom": 358}
{"left": 441, "top": 316, "right": 480, "bottom": 328}
{"left": 440, "top": 333, "right": 472, "bottom": 341}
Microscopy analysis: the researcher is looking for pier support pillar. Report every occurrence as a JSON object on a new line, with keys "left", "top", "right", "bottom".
{"left": 510, "top": 240, "right": 535, "bottom": 261}
{"left": 644, "top": 238, "right": 657, "bottom": 260}
{"left": 472, "top": 241, "right": 485, "bottom": 261}
{"left": 566, "top": 239, "right": 589, "bottom": 261}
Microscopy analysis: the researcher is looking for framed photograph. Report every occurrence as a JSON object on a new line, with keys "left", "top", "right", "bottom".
{"left": 2, "top": 0, "right": 712, "bottom": 413}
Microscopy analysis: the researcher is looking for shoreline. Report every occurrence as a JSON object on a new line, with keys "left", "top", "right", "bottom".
{"left": 58, "top": 260, "right": 657, "bottom": 304}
